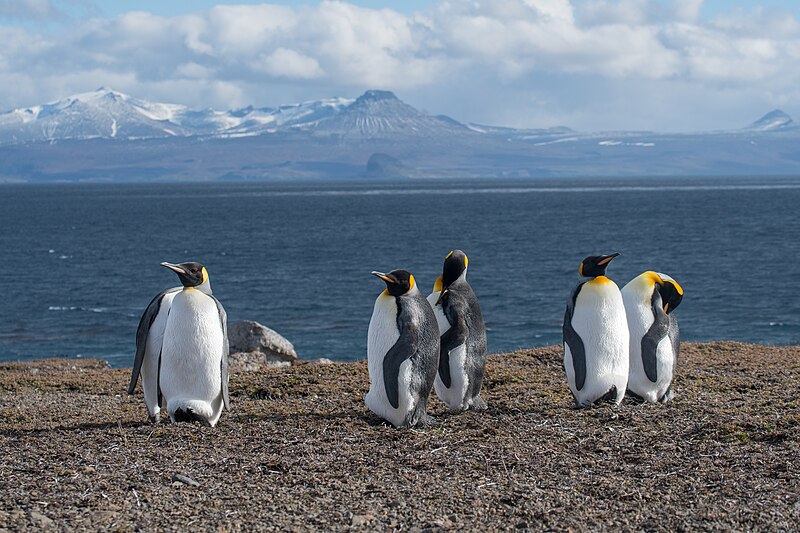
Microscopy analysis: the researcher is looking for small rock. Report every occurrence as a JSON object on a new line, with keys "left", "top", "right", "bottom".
{"left": 312, "top": 358, "right": 334, "bottom": 365}
{"left": 228, "top": 320, "right": 297, "bottom": 362}
{"left": 90, "top": 511, "right": 117, "bottom": 524}
{"left": 81, "top": 466, "right": 96, "bottom": 474}
{"left": 30, "top": 511, "right": 54, "bottom": 528}
{"left": 171, "top": 473, "right": 199, "bottom": 487}
{"left": 351, "top": 514, "right": 375, "bottom": 526}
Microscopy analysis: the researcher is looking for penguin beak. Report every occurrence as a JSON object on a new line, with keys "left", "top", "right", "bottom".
{"left": 597, "top": 252, "right": 621, "bottom": 266}
{"left": 161, "top": 262, "right": 187, "bottom": 275}
{"left": 371, "top": 271, "right": 395, "bottom": 284}
{"left": 434, "top": 287, "right": 448, "bottom": 306}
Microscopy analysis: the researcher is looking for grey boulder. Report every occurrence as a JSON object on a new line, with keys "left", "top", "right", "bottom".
{"left": 228, "top": 320, "right": 297, "bottom": 365}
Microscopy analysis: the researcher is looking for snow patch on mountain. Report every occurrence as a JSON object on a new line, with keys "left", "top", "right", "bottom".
{"left": 746, "top": 109, "right": 794, "bottom": 131}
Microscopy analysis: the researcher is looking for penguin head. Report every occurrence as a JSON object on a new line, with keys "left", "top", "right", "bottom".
{"left": 161, "top": 261, "right": 208, "bottom": 288}
{"left": 435, "top": 250, "right": 469, "bottom": 305}
{"left": 653, "top": 272, "right": 684, "bottom": 314}
{"left": 371, "top": 269, "right": 416, "bottom": 297}
{"left": 579, "top": 253, "right": 620, "bottom": 278}
{"left": 441, "top": 249, "right": 468, "bottom": 286}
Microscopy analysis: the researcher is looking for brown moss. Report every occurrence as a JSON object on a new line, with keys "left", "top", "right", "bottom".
{"left": 0, "top": 342, "right": 798, "bottom": 531}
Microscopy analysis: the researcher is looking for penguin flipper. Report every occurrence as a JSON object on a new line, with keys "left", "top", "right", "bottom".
{"left": 668, "top": 313, "right": 680, "bottom": 372}
{"left": 641, "top": 291, "right": 671, "bottom": 383}
{"left": 383, "top": 311, "right": 419, "bottom": 411}
{"left": 129, "top": 288, "right": 177, "bottom": 395}
{"left": 210, "top": 295, "right": 230, "bottom": 410}
{"left": 439, "top": 292, "right": 469, "bottom": 389}
{"left": 563, "top": 284, "right": 587, "bottom": 391}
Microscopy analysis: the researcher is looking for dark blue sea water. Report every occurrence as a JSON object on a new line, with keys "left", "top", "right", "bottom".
{"left": 1, "top": 177, "right": 799, "bottom": 367}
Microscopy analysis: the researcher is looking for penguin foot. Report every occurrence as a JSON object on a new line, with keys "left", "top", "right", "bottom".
{"left": 625, "top": 390, "right": 646, "bottom": 404}
{"left": 468, "top": 396, "right": 488, "bottom": 411}
{"left": 658, "top": 388, "right": 675, "bottom": 403}
{"left": 414, "top": 413, "right": 437, "bottom": 428}
{"left": 172, "top": 408, "right": 211, "bottom": 426}
{"left": 147, "top": 414, "right": 160, "bottom": 424}
{"left": 593, "top": 386, "right": 619, "bottom": 406}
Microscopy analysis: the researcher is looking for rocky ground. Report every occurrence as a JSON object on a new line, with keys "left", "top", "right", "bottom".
{"left": 0, "top": 342, "right": 798, "bottom": 531}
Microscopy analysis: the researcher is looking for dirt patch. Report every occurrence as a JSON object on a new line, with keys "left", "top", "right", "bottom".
{"left": 1, "top": 342, "right": 798, "bottom": 531}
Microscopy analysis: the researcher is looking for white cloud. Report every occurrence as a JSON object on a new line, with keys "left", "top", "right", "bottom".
{"left": 0, "top": 0, "right": 799, "bottom": 131}
{"left": 256, "top": 48, "right": 324, "bottom": 79}
{"left": 0, "top": 0, "right": 56, "bottom": 19}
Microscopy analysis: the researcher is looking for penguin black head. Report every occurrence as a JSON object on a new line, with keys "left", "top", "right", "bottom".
{"left": 654, "top": 273, "right": 684, "bottom": 314}
{"left": 161, "top": 261, "right": 208, "bottom": 288}
{"left": 435, "top": 250, "right": 469, "bottom": 305}
{"left": 441, "top": 249, "right": 469, "bottom": 287}
{"left": 579, "top": 253, "right": 620, "bottom": 278}
{"left": 371, "top": 269, "right": 416, "bottom": 297}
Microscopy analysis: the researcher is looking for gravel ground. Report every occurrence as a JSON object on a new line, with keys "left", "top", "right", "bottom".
{"left": 1, "top": 342, "right": 798, "bottom": 531}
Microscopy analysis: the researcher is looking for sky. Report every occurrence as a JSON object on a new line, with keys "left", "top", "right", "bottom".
{"left": 1, "top": 0, "right": 799, "bottom": 132}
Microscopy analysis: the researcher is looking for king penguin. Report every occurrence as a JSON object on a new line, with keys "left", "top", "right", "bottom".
{"left": 366, "top": 269, "right": 439, "bottom": 428}
{"left": 427, "top": 250, "right": 488, "bottom": 412}
{"left": 128, "top": 262, "right": 230, "bottom": 426}
{"left": 621, "top": 271, "right": 684, "bottom": 403}
{"left": 563, "top": 253, "right": 629, "bottom": 407}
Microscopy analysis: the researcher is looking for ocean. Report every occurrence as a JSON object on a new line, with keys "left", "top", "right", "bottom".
{"left": 1, "top": 176, "right": 798, "bottom": 367}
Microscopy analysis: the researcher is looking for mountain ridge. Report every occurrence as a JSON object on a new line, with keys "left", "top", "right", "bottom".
{"left": 0, "top": 87, "right": 794, "bottom": 145}
{"left": 1, "top": 88, "right": 799, "bottom": 182}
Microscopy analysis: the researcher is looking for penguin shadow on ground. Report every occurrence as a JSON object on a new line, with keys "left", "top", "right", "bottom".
{"left": 0, "top": 419, "right": 152, "bottom": 437}
{"left": 227, "top": 408, "right": 381, "bottom": 427}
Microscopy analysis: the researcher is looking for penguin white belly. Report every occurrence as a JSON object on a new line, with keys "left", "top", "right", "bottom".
{"left": 142, "top": 291, "right": 178, "bottom": 418}
{"left": 624, "top": 296, "right": 675, "bottom": 402}
{"left": 434, "top": 343, "right": 468, "bottom": 410}
{"left": 569, "top": 281, "right": 629, "bottom": 406}
{"left": 160, "top": 289, "right": 224, "bottom": 425}
{"left": 427, "top": 292, "right": 469, "bottom": 410}
{"left": 366, "top": 293, "right": 415, "bottom": 427}
{"left": 628, "top": 335, "right": 675, "bottom": 403}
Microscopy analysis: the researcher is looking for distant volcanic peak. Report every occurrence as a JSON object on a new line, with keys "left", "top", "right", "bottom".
{"left": 355, "top": 90, "right": 399, "bottom": 104}
{"left": 747, "top": 109, "right": 794, "bottom": 131}
{"left": 71, "top": 87, "right": 130, "bottom": 103}
{"left": 346, "top": 90, "right": 420, "bottom": 119}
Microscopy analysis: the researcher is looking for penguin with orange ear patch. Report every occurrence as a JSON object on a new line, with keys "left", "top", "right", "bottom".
{"left": 563, "top": 253, "right": 629, "bottom": 407}
{"left": 622, "top": 271, "right": 684, "bottom": 403}
{"left": 427, "top": 250, "right": 488, "bottom": 412}
{"left": 366, "top": 269, "right": 439, "bottom": 428}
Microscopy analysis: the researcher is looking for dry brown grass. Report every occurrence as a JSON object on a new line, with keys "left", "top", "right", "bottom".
{"left": 1, "top": 342, "right": 798, "bottom": 531}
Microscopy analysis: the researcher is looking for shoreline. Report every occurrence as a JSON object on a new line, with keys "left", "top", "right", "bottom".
{"left": 1, "top": 341, "right": 798, "bottom": 530}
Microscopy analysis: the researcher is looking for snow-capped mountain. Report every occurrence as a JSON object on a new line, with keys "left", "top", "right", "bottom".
{"left": 309, "top": 90, "right": 471, "bottom": 139}
{"left": 0, "top": 88, "right": 465, "bottom": 144}
{"left": 745, "top": 109, "right": 795, "bottom": 131}
{"left": 0, "top": 88, "right": 196, "bottom": 143}
{"left": 1, "top": 88, "right": 799, "bottom": 183}
{"left": 220, "top": 97, "right": 354, "bottom": 137}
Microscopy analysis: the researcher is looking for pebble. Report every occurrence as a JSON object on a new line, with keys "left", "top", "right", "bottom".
{"left": 172, "top": 473, "right": 199, "bottom": 487}
{"left": 351, "top": 514, "right": 375, "bottom": 526}
{"left": 90, "top": 511, "right": 118, "bottom": 524}
{"left": 30, "top": 511, "right": 54, "bottom": 528}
